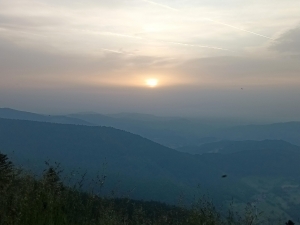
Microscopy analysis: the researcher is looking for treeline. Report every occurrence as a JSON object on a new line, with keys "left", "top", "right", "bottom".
{"left": 0, "top": 152, "right": 293, "bottom": 225}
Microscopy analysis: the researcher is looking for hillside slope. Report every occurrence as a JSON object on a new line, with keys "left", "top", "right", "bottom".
{"left": 1, "top": 118, "right": 300, "bottom": 220}
{"left": 0, "top": 118, "right": 226, "bottom": 203}
{"left": 0, "top": 108, "right": 92, "bottom": 125}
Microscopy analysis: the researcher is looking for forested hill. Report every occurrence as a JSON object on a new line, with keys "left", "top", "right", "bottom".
{"left": 1, "top": 118, "right": 300, "bottom": 220}
{"left": 0, "top": 118, "right": 224, "bottom": 203}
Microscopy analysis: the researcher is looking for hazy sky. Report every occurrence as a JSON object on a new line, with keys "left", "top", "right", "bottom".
{"left": 0, "top": 0, "right": 300, "bottom": 121}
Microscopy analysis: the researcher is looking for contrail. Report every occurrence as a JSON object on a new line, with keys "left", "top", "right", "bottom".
{"left": 100, "top": 48, "right": 136, "bottom": 55}
{"left": 100, "top": 48, "right": 124, "bottom": 54}
{"left": 163, "top": 41, "right": 231, "bottom": 51}
{"left": 139, "top": 0, "right": 178, "bottom": 11}
{"left": 99, "top": 31, "right": 230, "bottom": 52}
{"left": 204, "top": 18, "right": 275, "bottom": 41}
{"left": 158, "top": 39, "right": 231, "bottom": 51}
{"left": 82, "top": 29, "right": 142, "bottom": 40}
{"left": 138, "top": 0, "right": 274, "bottom": 41}
{"left": 101, "top": 32, "right": 142, "bottom": 39}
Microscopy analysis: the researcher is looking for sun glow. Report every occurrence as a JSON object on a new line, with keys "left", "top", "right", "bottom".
{"left": 146, "top": 79, "right": 158, "bottom": 88}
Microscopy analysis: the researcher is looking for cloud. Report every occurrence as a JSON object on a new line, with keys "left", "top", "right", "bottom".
{"left": 2, "top": 35, "right": 300, "bottom": 91}
{"left": 0, "top": 38, "right": 178, "bottom": 89}
{"left": 1, "top": 0, "right": 300, "bottom": 120}
{"left": 175, "top": 56, "right": 300, "bottom": 87}
{"left": 271, "top": 25, "right": 300, "bottom": 56}
{"left": 1, "top": 37, "right": 300, "bottom": 120}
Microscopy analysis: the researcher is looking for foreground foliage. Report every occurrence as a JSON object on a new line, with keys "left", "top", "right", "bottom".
{"left": 0, "top": 152, "right": 291, "bottom": 225}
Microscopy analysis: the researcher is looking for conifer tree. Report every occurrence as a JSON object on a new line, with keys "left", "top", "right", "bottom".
{"left": 0, "top": 152, "right": 13, "bottom": 190}
{"left": 43, "top": 163, "right": 63, "bottom": 194}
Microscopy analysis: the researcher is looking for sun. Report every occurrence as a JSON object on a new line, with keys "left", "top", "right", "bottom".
{"left": 146, "top": 79, "right": 158, "bottom": 88}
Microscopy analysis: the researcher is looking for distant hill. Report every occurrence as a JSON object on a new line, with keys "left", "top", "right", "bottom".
{"left": 1, "top": 118, "right": 300, "bottom": 220}
{"left": 0, "top": 108, "right": 91, "bottom": 125}
{"left": 68, "top": 113, "right": 216, "bottom": 148}
{"left": 108, "top": 112, "right": 174, "bottom": 121}
{"left": 4, "top": 108, "right": 300, "bottom": 149}
{"left": 177, "top": 140, "right": 300, "bottom": 155}
{"left": 212, "top": 122, "right": 300, "bottom": 146}
{"left": 0, "top": 108, "right": 219, "bottom": 148}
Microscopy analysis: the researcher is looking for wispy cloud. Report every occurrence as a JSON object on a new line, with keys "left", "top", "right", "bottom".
{"left": 100, "top": 48, "right": 126, "bottom": 54}
{"left": 139, "top": 0, "right": 178, "bottom": 11}
{"left": 160, "top": 41, "right": 231, "bottom": 51}
{"left": 98, "top": 31, "right": 230, "bottom": 52}
{"left": 204, "top": 18, "right": 275, "bottom": 41}
{"left": 100, "top": 32, "right": 143, "bottom": 39}
{"left": 270, "top": 25, "right": 300, "bottom": 55}
{"left": 138, "top": 0, "right": 275, "bottom": 41}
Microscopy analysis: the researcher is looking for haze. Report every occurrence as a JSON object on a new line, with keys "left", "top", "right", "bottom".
{"left": 1, "top": 0, "right": 300, "bottom": 121}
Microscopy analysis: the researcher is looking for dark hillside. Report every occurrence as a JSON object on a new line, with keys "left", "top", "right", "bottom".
{"left": 198, "top": 147, "right": 300, "bottom": 177}
{"left": 1, "top": 118, "right": 300, "bottom": 220}
{"left": 0, "top": 118, "right": 227, "bottom": 203}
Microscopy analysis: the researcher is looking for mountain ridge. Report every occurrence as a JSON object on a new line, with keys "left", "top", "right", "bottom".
{"left": 177, "top": 139, "right": 300, "bottom": 154}
{"left": 0, "top": 108, "right": 92, "bottom": 126}
{"left": 1, "top": 117, "right": 300, "bottom": 219}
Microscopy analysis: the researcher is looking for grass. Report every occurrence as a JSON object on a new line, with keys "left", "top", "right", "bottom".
{"left": 0, "top": 152, "right": 292, "bottom": 225}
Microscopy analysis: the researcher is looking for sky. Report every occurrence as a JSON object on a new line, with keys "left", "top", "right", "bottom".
{"left": 0, "top": 0, "right": 300, "bottom": 121}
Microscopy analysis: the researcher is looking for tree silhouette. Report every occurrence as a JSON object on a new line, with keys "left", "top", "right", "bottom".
{"left": 0, "top": 152, "right": 13, "bottom": 189}
{"left": 42, "top": 163, "right": 64, "bottom": 194}
{"left": 286, "top": 220, "right": 295, "bottom": 225}
{"left": 43, "top": 167, "right": 60, "bottom": 184}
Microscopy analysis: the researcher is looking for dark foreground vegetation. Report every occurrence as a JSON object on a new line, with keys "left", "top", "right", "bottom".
{"left": 0, "top": 152, "right": 295, "bottom": 225}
